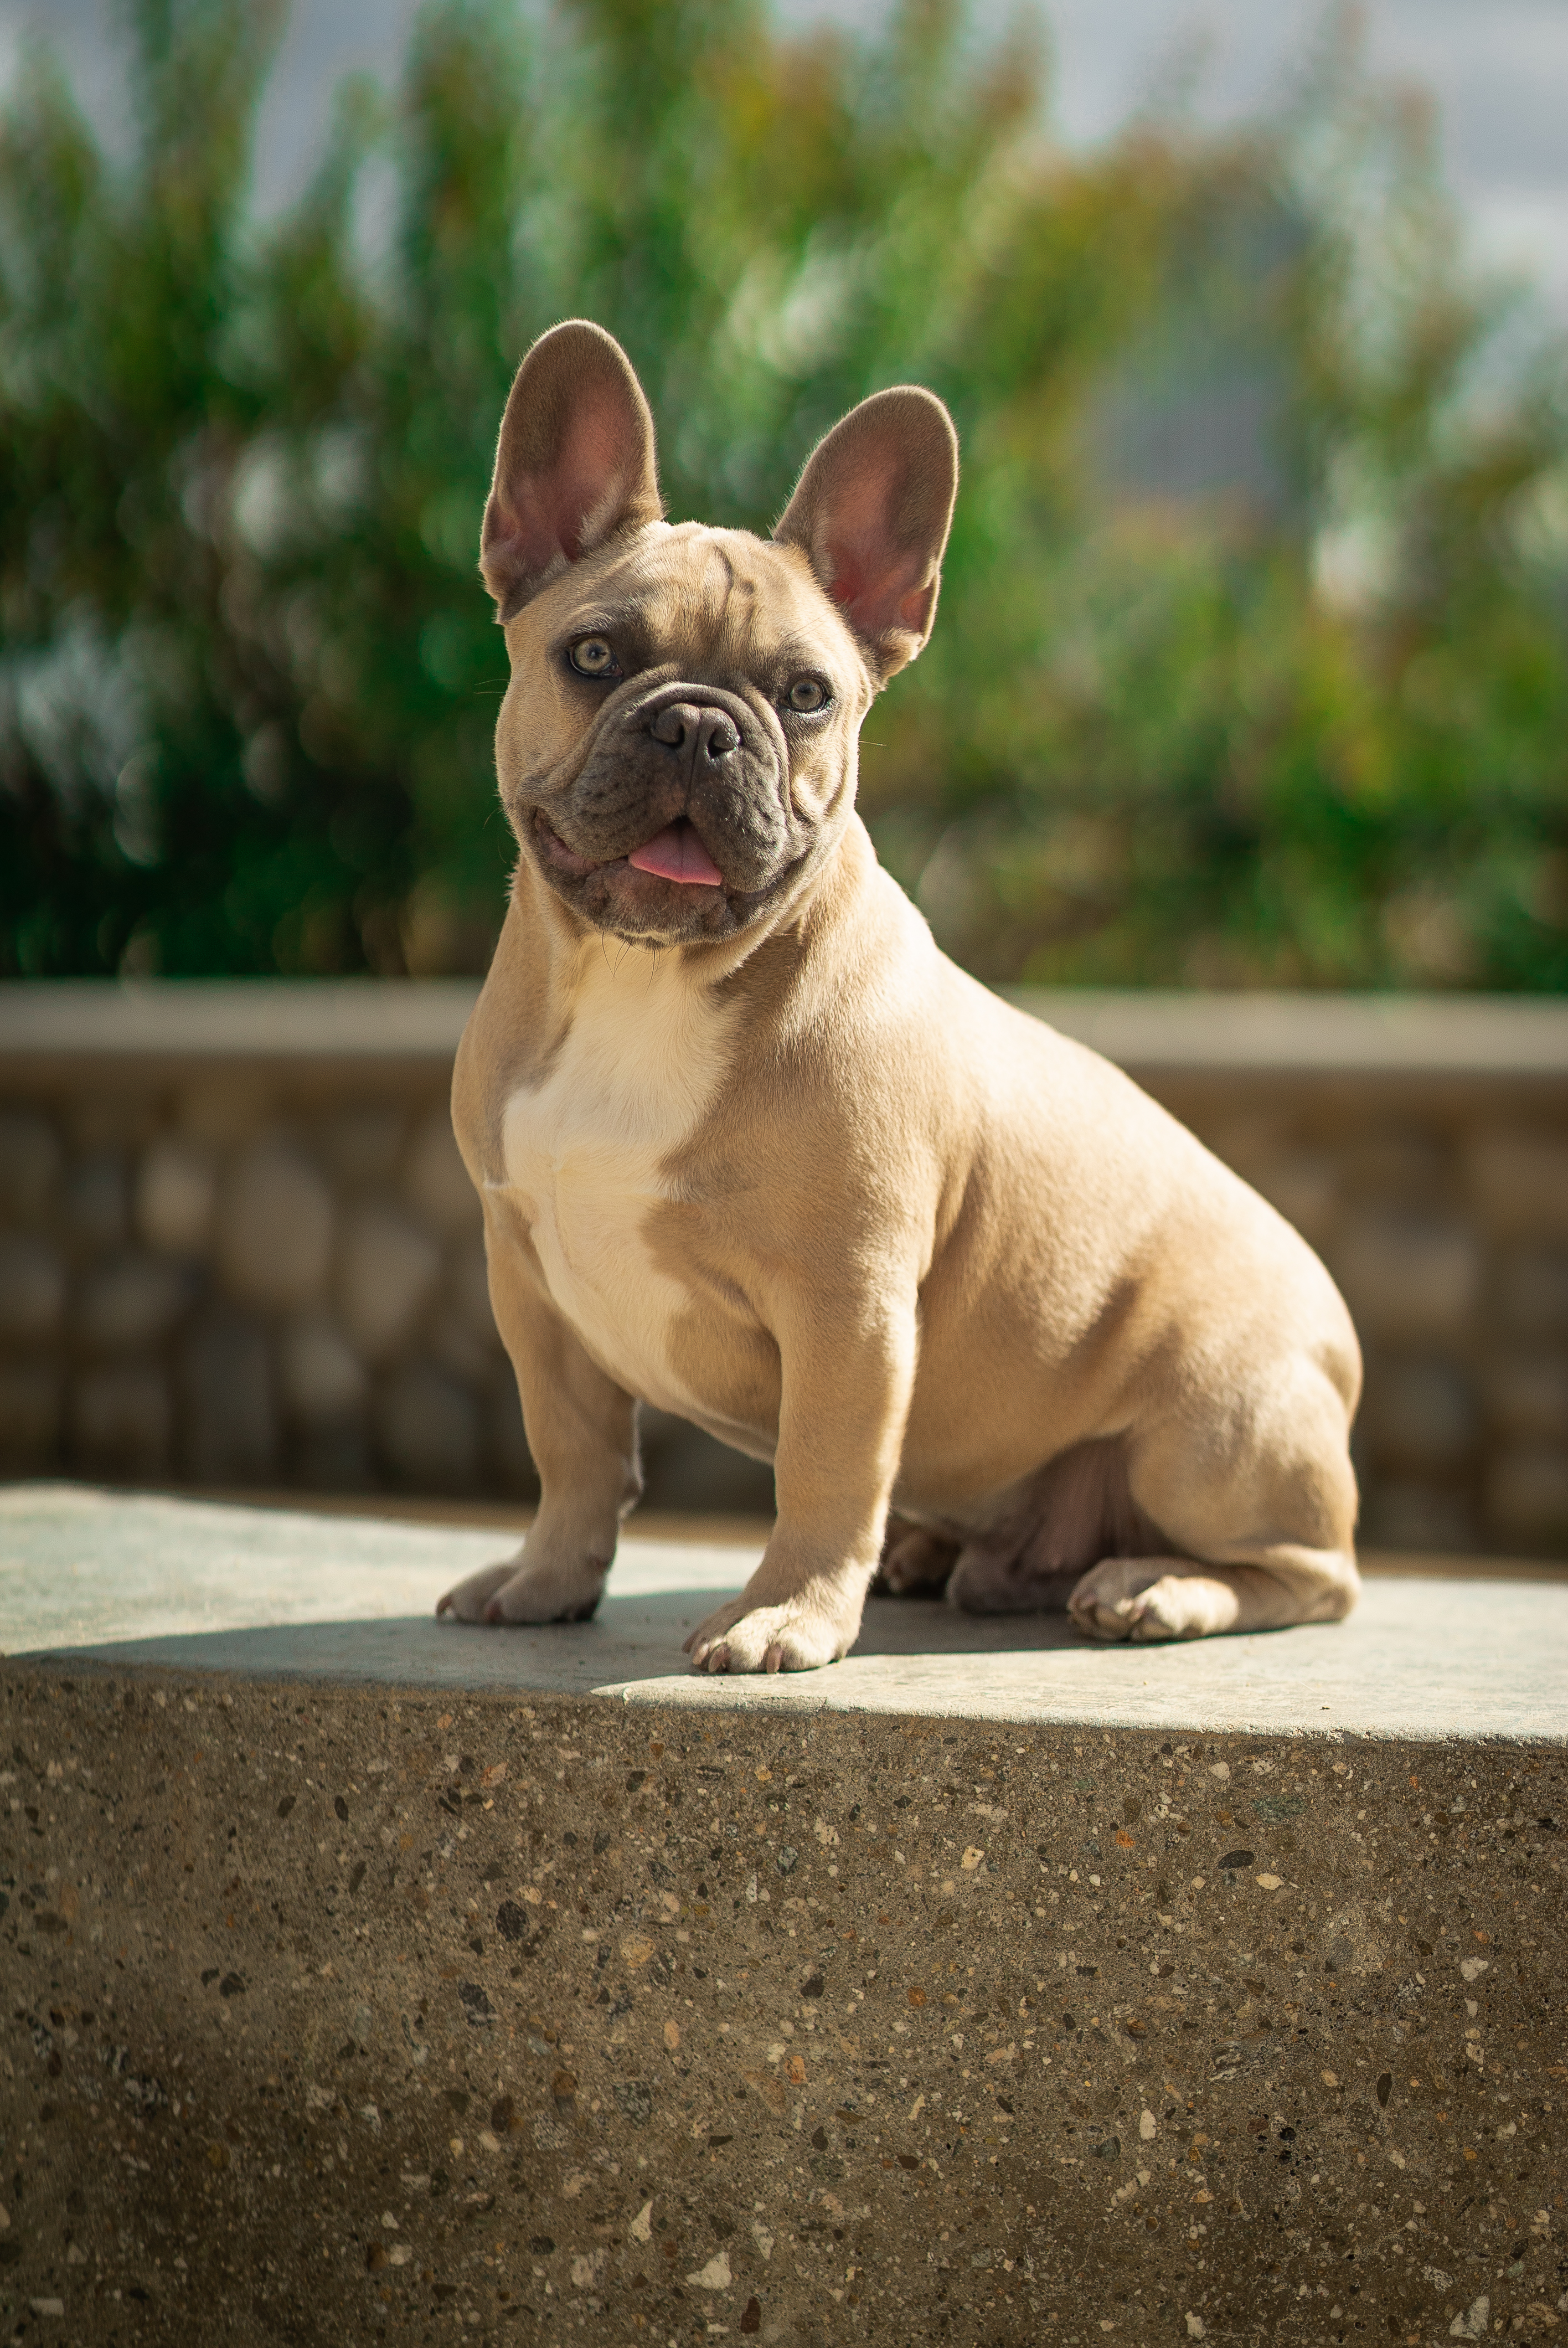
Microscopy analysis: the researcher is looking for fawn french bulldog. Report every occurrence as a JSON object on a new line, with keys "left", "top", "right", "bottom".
{"left": 436, "top": 320, "right": 1361, "bottom": 1670}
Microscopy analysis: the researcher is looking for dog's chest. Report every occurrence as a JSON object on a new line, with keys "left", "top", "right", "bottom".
{"left": 497, "top": 955, "right": 735, "bottom": 1406}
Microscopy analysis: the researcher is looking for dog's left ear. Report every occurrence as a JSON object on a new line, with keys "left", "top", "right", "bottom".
{"left": 482, "top": 319, "right": 663, "bottom": 620}
{"left": 773, "top": 387, "right": 958, "bottom": 681}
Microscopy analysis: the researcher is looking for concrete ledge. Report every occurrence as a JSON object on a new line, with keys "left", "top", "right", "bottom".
{"left": 6, "top": 1487, "right": 1568, "bottom": 1741}
{"left": 1008, "top": 990, "right": 1568, "bottom": 1080}
{"left": 6, "top": 980, "right": 1567, "bottom": 1078}
{"left": 2, "top": 1489, "right": 1565, "bottom": 2346}
{"left": 0, "top": 980, "right": 481, "bottom": 1073}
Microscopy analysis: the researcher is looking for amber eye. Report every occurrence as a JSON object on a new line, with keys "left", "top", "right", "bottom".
{"left": 785, "top": 675, "right": 829, "bottom": 713}
{"left": 569, "top": 636, "right": 618, "bottom": 678}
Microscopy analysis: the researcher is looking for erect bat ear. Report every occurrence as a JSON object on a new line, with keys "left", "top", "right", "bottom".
{"left": 773, "top": 385, "right": 958, "bottom": 682}
{"left": 480, "top": 320, "right": 663, "bottom": 620}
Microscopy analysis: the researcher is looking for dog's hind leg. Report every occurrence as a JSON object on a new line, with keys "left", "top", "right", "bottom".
{"left": 1067, "top": 1361, "right": 1360, "bottom": 1643}
{"left": 946, "top": 1439, "right": 1140, "bottom": 1617}
{"left": 1066, "top": 1552, "right": 1355, "bottom": 1640}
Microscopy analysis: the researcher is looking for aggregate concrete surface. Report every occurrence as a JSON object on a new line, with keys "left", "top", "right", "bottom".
{"left": 1, "top": 1491, "right": 1565, "bottom": 2346}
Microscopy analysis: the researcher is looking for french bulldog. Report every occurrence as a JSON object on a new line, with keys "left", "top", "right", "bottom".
{"left": 436, "top": 319, "right": 1361, "bottom": 1670}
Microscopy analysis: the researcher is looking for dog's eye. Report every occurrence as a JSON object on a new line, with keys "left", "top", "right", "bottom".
{"left": 568, "top": 636, "right": 619, "bottom": 678}
{"left": 784, "top": 676, "right": 829, "bottom": 714}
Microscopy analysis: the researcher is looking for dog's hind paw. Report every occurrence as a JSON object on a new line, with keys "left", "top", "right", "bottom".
{"left": 875, "top": 1527, "right": 959, "bottom": 1596}
{"left": 436, "top": 1549, "right": 607, "bottom": 1625}
{"left": 1067, "top": 1557, "right": 1240, "bottom": 1643}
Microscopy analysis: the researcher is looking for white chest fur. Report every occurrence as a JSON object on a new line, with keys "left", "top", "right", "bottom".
{"left": 497, "top": 946, "right": 736, "bottom": 1408}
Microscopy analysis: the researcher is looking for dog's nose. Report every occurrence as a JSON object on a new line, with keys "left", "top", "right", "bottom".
{"left": 648, "top": 702, "right": 740, "bottom": 766}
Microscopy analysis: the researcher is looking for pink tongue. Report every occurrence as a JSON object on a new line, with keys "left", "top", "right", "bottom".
{"left": 627, "top": 821, "right": 724, "bottom": 887}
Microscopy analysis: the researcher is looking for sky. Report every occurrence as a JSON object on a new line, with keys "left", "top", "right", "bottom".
{"left": 2, "top": 0, "right": 1565, "bottom": 324}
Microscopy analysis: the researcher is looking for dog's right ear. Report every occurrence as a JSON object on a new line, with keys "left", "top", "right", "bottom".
{"left": 481, "top": 321, "right": 663, "bottom": 620}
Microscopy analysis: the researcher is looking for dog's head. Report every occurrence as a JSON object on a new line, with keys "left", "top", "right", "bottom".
{"left": 480, "top": 320, "right": 958, "bottom": 946}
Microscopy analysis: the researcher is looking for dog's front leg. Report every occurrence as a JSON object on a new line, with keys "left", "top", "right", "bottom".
{"left": 685, "top": 1293, "right": 916, "bottom": 1674}
{"left": 437, "top": 1198, "right": 639, "bottom": 1625}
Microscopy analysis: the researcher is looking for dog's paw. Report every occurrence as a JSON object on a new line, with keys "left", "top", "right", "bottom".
{"left": 945, "top": 1542, "right": 1080, "bottom": 1616}
{"left": 683, "top": 1593, "right": 856, "bottom": 1674}
{"left": 875, "top": 1528, "right": 958, "bottom": 1597}
{"left": 1067, "top": 1558, "right": 1239, "bottom": 1644}
{"left": 1065, "top": 1568, "right": 1239, "bottom": 1643}
{"left": 436, "top": 1548, "right": 607, "bottom": 1625}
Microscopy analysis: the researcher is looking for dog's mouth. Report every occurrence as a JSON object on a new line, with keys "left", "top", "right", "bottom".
{"left": 534, "top": 812, "right": 726, "bottom": 891}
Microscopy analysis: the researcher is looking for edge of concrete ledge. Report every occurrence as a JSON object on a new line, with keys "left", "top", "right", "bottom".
{"left": 4, "top": 979, "right": 1566, "bottom": 1078}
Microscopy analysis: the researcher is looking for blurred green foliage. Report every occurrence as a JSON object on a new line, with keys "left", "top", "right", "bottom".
{"left": 2, "top": 0, "right": 1566, "bottom": 986}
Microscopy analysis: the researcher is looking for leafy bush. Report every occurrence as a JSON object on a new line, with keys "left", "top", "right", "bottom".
{"left": 2, "top": 0, "right": 1565, "bottom": 986}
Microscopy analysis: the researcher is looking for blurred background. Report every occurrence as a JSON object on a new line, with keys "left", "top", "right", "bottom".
{"left": 3, "top": 0, "right": 1566, "bottom": 990}
{"left": 1, "top": 0, "right": 1565, "bottom": 1553}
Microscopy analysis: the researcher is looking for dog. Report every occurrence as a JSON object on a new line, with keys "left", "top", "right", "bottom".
{"left": 435, "top": 319, "right": 1361, "bottom": 1671}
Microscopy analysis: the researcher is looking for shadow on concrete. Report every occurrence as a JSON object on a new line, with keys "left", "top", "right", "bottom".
{"left": 22, "top": 1583, "right": 1089, "bottom": 1693}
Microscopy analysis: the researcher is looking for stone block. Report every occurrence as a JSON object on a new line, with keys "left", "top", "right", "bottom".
{"left": 1357, "top": 1356, "right": 1476, "bottom": 1471}
{"left": 425, "top": 1300, "right": 498, "bottom": 1384}
{"left": 486, "top": 1374, "right": 538, "bottom": 1497}
{"left": 0, "top": 1234, "right": 66, "bottom": 1343}
{"left": 69, "top": 1358, "right": 172, "bottom": 1479}
{"left": 64, "top": 1092, "right": 157, "bottom": 1151}
{"left": 291, "top": 1422, "right": 373, "bottom": 1493}
{"left": 1245, "top": 1148, "right": 1339, "bottom": 1244}
{"left": 74, "top": 1252, "right": 193, "bottom": 1353}
{"left": 1331, "top": 1209, "right": 1479, "bottom": 1341}
{"left": 215, "top": 1142, "right": 333, "bottom": 1312}
{"left": 0, "top": 1360, "right": 62, "bottom": 1472}
{"left": 0, "top": 1108, "right": 61, "bottom": 1222}
{"left": 1194, "top": 1111, "right": 1288, "bottom": 1178}
{"left": 1484, "top": 1356, "right": 1568, "bottom": 1444}
{"left": 1487, "top": 1447, "right": 1568, "bottom": 1545}
{"left": 375, "top": 1362, "right": 480, "bottom": 1492}
{"left": 135, "top": 1134, "right": 216, "bottom": 1257}
{"left": 639, "top": 1404, "right": 776, "bottom": 1515}
{"left": 1468, "top": 1130, "right": 1568, "bottom": 1240}
{"left": 318, "top": 1105, "right": 405, "bottom": 1188}
{"left": 63, "top": 1152, "right": 129, "bottom": 1249}
{"left": 178, "top": 1310, "right": 277, "bottom": 1484}
{"left": 403, "top": 1106, "right": 479, "bottom": 1238}
{"left": 1495, "top": 1243, "right": 1568, "bottom": 1336}
{"left": 1343, "top": 1127, "right": 1449, "bottom": 1200}
{"left": 277, "top": 1315, "right": 367, "bottom": 1423}
{"left": 174, "top": 1076, "right": 270, "bottom": 1148}
{"left": 1356, "top": 1478, "right": 1477, "bottom": 1553}
{"left": 336, "top": 1202, "right": 440, "bottom": 1362}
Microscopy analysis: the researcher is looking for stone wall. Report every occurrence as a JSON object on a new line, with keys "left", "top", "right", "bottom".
{"left": 2, "top": 981, "right": 1565, "bottom": 1552}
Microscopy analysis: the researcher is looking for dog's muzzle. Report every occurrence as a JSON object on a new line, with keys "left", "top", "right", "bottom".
{"left": 547, "top": 680, "right": 796, "bottom": 895}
